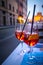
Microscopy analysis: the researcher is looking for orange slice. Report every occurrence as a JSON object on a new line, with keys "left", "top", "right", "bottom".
{"left": 29, "top": 34, "right": 39, "bottom": 40}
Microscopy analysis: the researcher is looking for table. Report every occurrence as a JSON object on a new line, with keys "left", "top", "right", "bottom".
{"left": 2, "top": 43, "right": 43, "bottom": 65}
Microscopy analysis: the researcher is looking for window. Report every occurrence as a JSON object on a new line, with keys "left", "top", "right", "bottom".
{"left": 10, "top": 17, "right": 12, "bottom": 25}
{"left": 13, "top": 18, "right": 15, "bottom": 25}
{"left": 2, "top": 0, "right": 5, "bottom": 7}
{"left": 13, "top": 6, "right": 14, "bottom": 12}
{"left": 2, "top": 11, "right": 6, "bottom": 14}
{"left": 10, "top": 13, "right": 12, "bottom": 16}
{"left": 3, "top": 16, "right": 6, "bottom": 26}
{"left": 9, "top": 4, "right": 11, "bottom": 10}
{"left": 20, "top": 2, "right": 23, "bottom": 7}
{"left": 16, "top": 9, "right": 18, "bottom": 13}
{"left": 13, "top": 15, "right": 15, "bottom": 25}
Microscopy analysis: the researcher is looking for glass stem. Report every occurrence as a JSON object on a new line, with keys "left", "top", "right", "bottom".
{"left": 30, "top": 46, "right": 33, "bottom": 58}
{"left": 21, "top": 41, "right": 23, "bottom": 51}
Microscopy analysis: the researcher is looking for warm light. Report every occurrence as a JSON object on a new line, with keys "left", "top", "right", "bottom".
{"left": 34, "top": 16, "right": 41, "bottom": 22}
{"left": 30, "top": 42, "right": 35, "bottom": 46}
{"left": 17, "top": 16, "right": 25, "bottom": 24}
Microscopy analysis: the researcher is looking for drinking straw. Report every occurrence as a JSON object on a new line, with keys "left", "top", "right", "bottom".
{"left": 31, "top": 5, "right": 36, "bottom": 34}
{"left": 20, "top": 11, "right": 30, "bottom": 38}
{"left": 22, "top": 11, "right": 30, "bottom": 32}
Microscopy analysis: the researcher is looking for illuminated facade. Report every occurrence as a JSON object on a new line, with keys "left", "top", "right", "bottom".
{"left": 34, "top": 12, "right": 43, "bottom": 22}
{"left": 0, "top": 0, "right": 27, "bottom": 26}
{"left": 28, "top": 12, "right": 43, "bottom": 22}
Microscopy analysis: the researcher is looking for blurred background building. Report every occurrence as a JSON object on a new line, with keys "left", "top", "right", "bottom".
{"left": 0, "top": 0, "right": 27, "bottom": 26}
{"left": 28, "top": 12, "right": 43, "bottom": 22}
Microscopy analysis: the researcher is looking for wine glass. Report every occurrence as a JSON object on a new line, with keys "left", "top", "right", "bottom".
{"left": 24, "top": 22, "right": 39, "bottom": 63}
{"left": 15, "top": 16, "right": 26, "bottom": 55}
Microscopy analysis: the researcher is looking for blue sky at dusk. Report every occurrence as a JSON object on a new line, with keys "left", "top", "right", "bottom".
{"left": 27, "top": 0, "right": 43, "bottom": 19}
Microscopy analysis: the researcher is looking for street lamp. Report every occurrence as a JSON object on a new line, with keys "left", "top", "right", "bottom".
{"left": 17, "top": 15, "right": 25, "bottom": 24}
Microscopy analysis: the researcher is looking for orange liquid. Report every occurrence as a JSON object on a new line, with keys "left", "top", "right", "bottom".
{"left": 15, "top": 31, "right": 24, "bottom": 41}
{"left": 23, "top": 33, "right": 29, "bottom": 44}
{"left": 24, "top": 33, "right": 39, "bottom": 46}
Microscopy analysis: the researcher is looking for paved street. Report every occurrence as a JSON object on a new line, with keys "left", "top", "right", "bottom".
{"left": 0, "top": 26, "right": 20, "bottom": 64}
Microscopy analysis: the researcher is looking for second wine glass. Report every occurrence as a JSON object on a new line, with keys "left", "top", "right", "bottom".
{"left": 24, "top": 22, "right": 39, "bottom": 64}
{"left": 15, "top": 16, "right": 26, "bottom": 55}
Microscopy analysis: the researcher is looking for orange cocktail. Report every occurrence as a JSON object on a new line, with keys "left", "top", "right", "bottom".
{"left": 24, "top": 33, "right": 39, "bottom": 46}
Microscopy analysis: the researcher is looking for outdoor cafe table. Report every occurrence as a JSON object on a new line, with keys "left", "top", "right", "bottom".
{"left": 2, "top": 42, "right": 43, "bottom": 65}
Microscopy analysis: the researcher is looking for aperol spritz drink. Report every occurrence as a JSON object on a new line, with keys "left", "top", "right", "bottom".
{"left": 15, "top": 15, "right": 26, "bottom": 55}
{"left": 23, "top": 22, "right": 39, "bottom": 63}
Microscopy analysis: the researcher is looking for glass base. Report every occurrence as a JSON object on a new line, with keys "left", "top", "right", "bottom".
{"left": 29, "top": 56, "right": 35, "bottom": 59}
{"left": 26, "top": 56, "right": 37, "bottom": 64}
